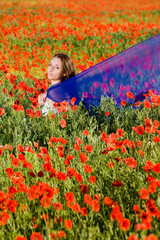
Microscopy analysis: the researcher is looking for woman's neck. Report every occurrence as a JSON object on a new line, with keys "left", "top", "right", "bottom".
{"left": 51, "top": 80, "right": 61, "bottom": 85}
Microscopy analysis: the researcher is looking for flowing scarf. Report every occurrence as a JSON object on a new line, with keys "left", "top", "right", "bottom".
{"left": 47, "top": 34, "right": 160, "bottom": 111}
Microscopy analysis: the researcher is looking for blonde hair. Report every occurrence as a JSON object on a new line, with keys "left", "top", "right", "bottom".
{"left": 52, "top": 52, "right": 75, "bottom": 81}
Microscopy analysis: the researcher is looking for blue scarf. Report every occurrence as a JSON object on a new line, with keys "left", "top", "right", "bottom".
{"left": 47, "top": 34, "right": 160, "bottom": 111}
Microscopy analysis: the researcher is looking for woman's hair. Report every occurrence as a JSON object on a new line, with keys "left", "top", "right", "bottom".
{"left": 53, "top": 52, "right": 75, "bottom": 81}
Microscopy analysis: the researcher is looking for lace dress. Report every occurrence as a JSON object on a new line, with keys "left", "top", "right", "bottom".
{"left": 41, "top": 101, "right": 58, "bottom": 116}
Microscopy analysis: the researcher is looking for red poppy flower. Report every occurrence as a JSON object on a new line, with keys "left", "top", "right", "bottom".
{"left": 153, "top": 136, "right": 160, "bottom": 143}
{"left": 43, "top": 162, "right": 52, "bottom": 172}
{"left": 83, "top": 129, "right": 89, "bottom": 136}
{"left": 104, "top": 196, "right": 115, "bottom": 206}
{"left": 81, "top": 184, "right": 89, "bottom": 194}
{"left": 143, "top": 100, "right": 151, "bottom": 108}
{"left": 57, "top": 171, "right": 66, "bottom": 181}
{"left": 11, "top": 158, "right": 19, "bottom": 168}
{"left": 64, "top": 219, "right": 72, "bottom": 229}
{"left": 119, "top": 218, "right": 130, "bottom": 231}
{"left": 84, "top": 194, "right": 92, "bottom": 206}
{"left": 15, "top": 236, "right": 27, "bottom": 240}
{"left": 132, "top": 126, "right": 144, "bottom": 135}
{"left": 29, "top": 171, "right": 36, "bottom": 178}
{"left": 116, "top": 129, "right": 123, "bottom": 138}
{"left": 60, "top": 119, "right": 66, "bottom": 128}
{"left": 126, "top": 92, "right": 134, "bottom": 98}
{"left": 112, "top": 180, "right": 123, "bottom": 187}
{"left": 143, "top": 234, "right": 158, "bottom": 240}
{"left": 89, "top": 175, "right": 96, "bottom": 183}
{"left": 124, "top": 157, "right": 137, "bottom": 169}
{"left": 139, "top": 188, "right": 149, "bottom": 199}
{"left": 79, "top": 152, "right": 87, "bottom": 163}
{"left": 73, "top": 203, "right": 81, "bottom": 213}
{"left": 74, "top": 143, "right": 81, "bottom": 151}
{"left": 0, "top": 211, "right": 10, "bottom": 226}
{"left": 57, "top": 137, "right": 67, "bottom": 145}
{"left": 91, "top": 199, "right": 100, "bottom": 212}
{"left": 108, "top": 162, "right": 114, "bottom": 168}
{"left": 128, "top": 234, "right": 139, "bottom": 240}
{"left": 17, "top": 145, "right": 25, "bottom": 152}
{"left": 0, "top": 108, "right": 5, "bottom": 116}
{"left": 120, "top": 100, "right": 126, "bottom": 106}
{"left": 83, "top": 164, "right": 93, "bottom": 173}
{"left": 84, "top": 145, "right": 93, "bottom": 152}
{"left": 31, "top": 101, "right": 39, "bottom": 109}
{"left": 81, "top": 207, "right": 88, "bottom": 216}
{"left": 35, "top": 110, "right": 41, "bottom": 118}
{"left": 71, "top": 97, "right": 76, "bottom": 105}
{"left": 75, "top": 137, "right": 82, "bottom": 145}
{"left": 30, "top": 232, "right": 43, "bottom": 240}
{"left": 53, "top": 202, "right": 63, "bottom": 211}
{"left": 65, "top": 192, "right": 75, "bottom": 203}
{"left": 105, "top": 111, "right": 110, "bottom": 116}
{"left": 38, "top": 171, "right": 44, "bottom": 177}
{"left": 5, "top": 168, "right": 14, "bottom": 178}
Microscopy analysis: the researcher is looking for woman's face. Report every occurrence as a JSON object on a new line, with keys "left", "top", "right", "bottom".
{"left": 47, "top": 57, "right": 64, "bottom": 85}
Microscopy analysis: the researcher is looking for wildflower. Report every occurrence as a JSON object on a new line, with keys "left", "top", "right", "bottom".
{"left": 143, "top": 100, "right": 151, "bottom": 108}
{"left": 15, "top": 236, "right": 27, "bottom": 240}
{"left": 124, "top": 157, "right": 137, "bottom": 169}
{"left": 91, "top": 199, "right": 100, "bottom": 212}
{"left": 75, "top": 137, "right": 82, "bottom": 145}
{"left": 126, "top": 92, "right": 134, "bottom": 98}
{"left": 35, "top": 110, "right": 41, "bottom": 118}
{"left": 57, "top": 171, "right": 66, "bottom": 181}
{"left": 81, "top": 207, "right": 88, "bottom": 216}
{"left": 128, "top": 235, "right": 139, "bottom": 240}
{"left": 83, "top": 129, "right": 89, "bottom": 136}
{"left": 116, "top": 129, "right": 123, "bottom": 137}
{"left": 74, "top": 143, "right": 81, "bottom": 151}
{"left": 112, "top": 180, "right": 123, "bottom": 187}
{"left": 132, "top": 126, "right": 144, "bottom": 135}
{"left": 143, "top": 235, "right": 158, "bottom": 240}
{"left": 105, "top": 111, "right": 110, "bottom": 116}
{"left": 30, "top": 232, "right": 43, "bottom": 240}
{"left": 119, "top": 218, "right": 130, "bottom": 231}
{"left": 139, "top": 189, "right": 149, "bottom": 199}
{"left": 79, "top": 152, "right": 87, "bottom": 163}
{"left": 5, "top": 168, "right": 14, "bottom": 178}
{"left": 65, "top": 192, "right": 75, "bottom": 203}
{"left": 83, "top": 164, "right": 93, "bottom": 173}
{"left": 64, "top": 219, "right": 72, "bottom": 229}
{"left": 84, "top": 145, "right": 93, "bottom": 152}
{"left": 29, "top": 171, "right": 36, "bottom": 178}
{"left": 38, "top": 171, "right": 44, "bottom": 177}
{"left": 108, "top": 162, "right": 114, "bottom": 168}
{"left": 0, "top": 211, "right": 10, "bottom": 226}
{"left": 53, "top": 202, "right": 63, "bottom": 211}
{"left": 84, "top": 194, "right": 92, "bottom": 206}
{"left": 120, "top": 100, "right": 126, "bottom": 106}
{"left": 80, "top": 184, "right": 89, "bottom": 194}
{"left": 89, "top": 175, "right": 96, "bottom": 183}
{"left": 73, "top": 203, "right": 81, "bottom": 213}
{"left": 60, "top": 119, "right": 66, "bottom": 128}
{"left": 43, "top": 162, "right": 52, "bottom": 172}
{"left": 104, "top": 196, "right": 115, "bottom": 206}
{"left": 0, "top": 108, "right": 5, "bottom": 116}
{"left": 40, "top": 195, "right": 51, "bottom": 208}
{"left": 153, "top": 136, "right": 160, "bottom": 143}
{"left": 12, "top": 158, "right": 19, "bottom": 168}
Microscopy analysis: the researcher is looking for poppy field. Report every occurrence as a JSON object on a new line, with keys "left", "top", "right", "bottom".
{"left": 0, "top": 0, "right": 160, "bottom": 239}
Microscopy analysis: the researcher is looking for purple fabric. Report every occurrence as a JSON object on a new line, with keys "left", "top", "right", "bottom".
{"left": 47, "top": 34, "right": 160, "bottom": 109}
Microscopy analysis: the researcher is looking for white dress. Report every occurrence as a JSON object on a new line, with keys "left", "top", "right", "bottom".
{"left": 41, "top": 101, "right": 58, "bottom": 116}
